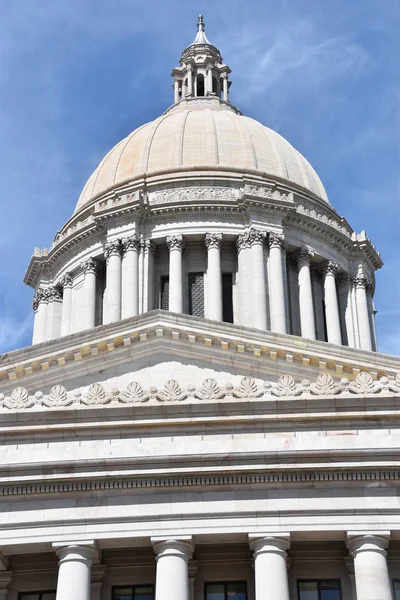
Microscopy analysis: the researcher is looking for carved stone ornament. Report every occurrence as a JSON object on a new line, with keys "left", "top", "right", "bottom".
{"left": 32, "top": 288, "right": 47, "bottom": 311}
{"left": 104, "top": 240, "right": 122, "bottom": 260}
{"left": 1, "top": 372, "right": 400, "bottom": 412}
{"left": 166, "top": 234, "right": 184, "bottom": 251}
{"left": 322, "top": 260, "right": 340, "bottom": 276}
{"left": 244, "top": 184, "right": 293, "bottom": 203}
{"left": 248, "top": 228, "right": 266, "bottom": 247}
{"left": 295, "top": 246, "right": 314, "bottom": 265}
{"left": 205, "top": 233, "right": 223, "bottom": 250}
{"left": 268, "top": 232, "right": 285, "bottom": 249}
{"left": 150, "top": 186, "right": 237, "bottom": 206}
{"left": 60, "top": 273, "right": 74, "bottom": 288}
{"left": 236, "top": 232, "right": 252, "bottom": 251}
{"left": 145, "top": 239, "right": 156, "bottom": 254}
{"left": 355, "top": 275, "right": 371, "bottom": 290}
{"left": 46, "top": 286, "right": 63, "bottom": 303}
{"left": 121, "top": 236, "right": 140, "bottom": 254}
{"left": 81, "top": 257, "right": 100, "bottom": 275}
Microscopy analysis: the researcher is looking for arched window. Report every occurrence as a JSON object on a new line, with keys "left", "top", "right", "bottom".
{"left": 197, "top": 74, "right": 205, "bottom": 97}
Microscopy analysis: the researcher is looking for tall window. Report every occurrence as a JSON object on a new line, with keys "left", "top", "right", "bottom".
{"left": 298, "top": 580, "right": 342, "bottom": 600}
{"left": 188, "top": 272, "right": 204, "bottom": 317}
{"left": 222, "top": 273, "right": 233, "bottom": 323}
{"left": 196, "top": 73, "right": 205, "bottom": 96}
{"left": 205, "top": 582, "right": 247, "bottom": 600}
{"left": 19, "top": 593, "right": 56, "bottom": 600}
{"left": 160, "top": 275, "right": 169, "bottom": 310}
{"left": 113, "top": 586, "right": 154, "bottom": 600}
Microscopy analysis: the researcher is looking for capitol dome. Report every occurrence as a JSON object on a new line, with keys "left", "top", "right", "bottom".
{"left": 26, "top": 14, "right": 382, "bottom": 355}
{"left": 76, "top": 100, "right": 329, "bottom": 213}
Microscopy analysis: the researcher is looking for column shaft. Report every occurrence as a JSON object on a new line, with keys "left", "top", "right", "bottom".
{"left": 356, "top": 277, "right": 373, "bottom": 351}
{"left": 250, "top": 535, "right": 290, "bottom": 600}
{"left": 53, "top": 543, "right": 99, "bottom": 600}
{"left": 236, "top": 235, "right": 251, "bottom": 327}
{"left": 323, "top": 261, "right": 342, "bottom": 345}
{"left": 152, "top": 538, "right": 194, "bottom": 600}
{"left": 46, "top": 287, "right": 63, "bottom": 340}
{"left": 121, "top": 237, "right": 140, "bottom": 319}
{"left": 268, "top": 233, "right": 287, "bottom": 334}
{"left": 81, "top": 259, "right": 99, "bottom": 330}
{"left": 174, "top": 79, "right": 180, "bottom": 103}
{"left": 222, "top": 76, "right": 228, "bottom": 100}
{"left": 207, "top": 69, "right": 213, "bottom": 95}
{"left": 205, "top": 233, "right": 223, "bottom": 321}
{"left": 250, "top": 230, "right": 267, "bottom": 330}
{"left": 297, "top": 249, "right": 316, "bottom": 340}
{"left": 104, "top": 241, "right": 122, "bottom": 324}
{"left": 143, "top": 239, "right": 155, "bottom": 313}
{"left": 60, "top": 274, "right": 73, "bottom": 337}
{"left": 167, "top": 235, "right": 184, "bottom": 313}
{"left": 347, "top": 534, "right": 392, "bottom": 600}
{"left": 187, "top": 68, "right": 193, "bottom": 96}
{"left": 32, "top": 289, "right": 48, "bottom": 344}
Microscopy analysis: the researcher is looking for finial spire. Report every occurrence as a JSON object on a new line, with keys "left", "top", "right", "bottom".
{"left": 198, "top": 14, "right": 205, "bottom": 32}
{"left": 192, "top": 14, "right": 211, "bottom": 45}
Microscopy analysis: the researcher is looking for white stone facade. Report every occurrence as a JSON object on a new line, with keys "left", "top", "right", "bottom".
{"left": 4, "top": 15, "right": 398, "bottom": 600}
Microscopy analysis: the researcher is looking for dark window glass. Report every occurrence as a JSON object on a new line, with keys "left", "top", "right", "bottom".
{"left": 298, "top": 580, "right": 341, "bottom": 600}
{"left": 394, "top": 580, "right": 400, "bottom": 599}
{"left": 197, "top": 74, "right": 205, "bottom": 96}
{"left": 212, "top": 77, "right": 218, "bottom": 95}
{"left": 113, "top": 586, "right": 154, "bottom": 600}
{"left": 222, "top": 273, "right": 233, "bottom": 323}
{"left": 160, "top": 275, "right": 169, "bottom": 310}
{"left": 188, "top": 272, "right": 204, "bottom": 317}
{"left": 205, "top": 582, "right": 247, "bottom": 600}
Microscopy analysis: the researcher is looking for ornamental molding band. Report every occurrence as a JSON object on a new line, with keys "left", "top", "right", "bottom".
{"left": 2, "top": 372, "right": 400, "bottom": 411}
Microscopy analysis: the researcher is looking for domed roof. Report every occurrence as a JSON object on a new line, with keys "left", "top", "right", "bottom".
{"left": 76, "top": 102, "right": 329, "bottom": 213}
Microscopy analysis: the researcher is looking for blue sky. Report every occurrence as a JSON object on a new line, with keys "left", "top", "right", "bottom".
{"left": 0, "top": 0, "right": 399, "bottom": 354}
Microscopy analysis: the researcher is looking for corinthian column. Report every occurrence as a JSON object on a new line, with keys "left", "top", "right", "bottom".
{"left": 296, "top": 247, "right": 316, "bottom": 340}
{"left": 81, "top": 258, "right": 100, "bottom": 330}
{"left": 322, "top": 261, "right": 342, "bottom": 345}
{"left": 144, "top": 239, "right": 156, "bottom": 312}
{"left": 32, "top": 288, "right": 49, "bottom": 344}
{"left": 268, "top": 233, "right": 287, "bottom": 334}
{"left": 121, "top": 236, "right": 140, "bottom": 319}
{"left": 205, "top": 233, "right": 223, "bottom": 321}
{"left": 249, "top": 534, "right": 291, "bottom": 600}
{"left": 104, "top": 241, "right": 122, "bottom": 324}
{"left": 347, "top": 533, "right": 392, "bottom": 600}
{"left": 166, "top": 235, "right": 184, "bottom": 313}
{"left": 46, "top": 286, "right": 63, "bottom": 341}
{"left": 60, "top": 273, "right": 73, "bottom": 336}
{"left": 355, "top": 276, "right": 373, "bottom": 351}
{"left": 249, "top": 229, "right": 267, "bottom": 330}
{"left": 236, "top": 233, "right": 252, "bottom": 327}
{"left": 152, "top": 537, "right": 194, "bottom": 600}
{"left": 53, "top": 542, "right": 100, "bottom": 600}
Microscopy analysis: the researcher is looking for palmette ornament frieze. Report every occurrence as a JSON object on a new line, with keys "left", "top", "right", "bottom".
{"left": 1, "top": 371, "right": 400, "bottom": 412}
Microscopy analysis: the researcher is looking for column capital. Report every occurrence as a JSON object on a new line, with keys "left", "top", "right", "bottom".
{"left": 322, "top": 260, "right": 340, "bottom": 276}
{"left": 295, "top": 246, "right": 314, "bottom": 265}
{"left": 249, "top": 533, "right": 291, "bottom": 557}
{"left": 236, "top": 232, "right": 251, "bottom": 252}
{"left": 53, "top": 540, "right": 101, "bottom": 564}
{"left": 205, "top": 232, "right": 223, "bottom": 250}
{"left": 268, "top": 232, "right": 285, "bottom": 249}
{"left": 121, "top": 235, "right": 140, "bottom": 254}
{"left": 47, "top": 286, "right": 63, "bottom": 303}
{"left": 32, "top": 288, "right": 47, "bottom": 311}
{"left": 248, "top": 228, "right": 266, "bottom": 247}
{"left": 355, "top": 275, "right": 372, "bottom": 291}
{"left": 81, "top": 258, "right": 100, "bottom": 275}
{"left": 166, "top": 234, "right": 184, "bottom": 251}
{"left": 60, "top": 273, "right": 73, "bottom": 288}
{"left": 346, "top": 532, "right": 391, "bottom": 558}
{"left": 104, "top": 240, "right": 122, "bottom": 261}
{"left": 144, "top": 238, "right": 156, "bottom": 254}
{"left": 151, "top": 536, "right": 194, "bottom": 561}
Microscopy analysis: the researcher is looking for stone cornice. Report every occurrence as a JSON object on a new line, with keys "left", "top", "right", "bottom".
{"left": 25, "top": 173, "right": 375, "bottom": 288}
{"left": 1, "top": 311, "right": 400, "bottom": 392}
